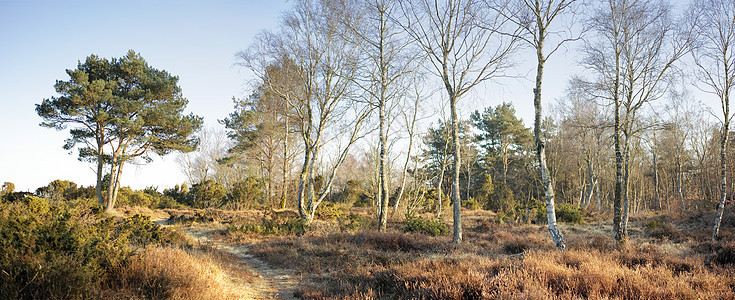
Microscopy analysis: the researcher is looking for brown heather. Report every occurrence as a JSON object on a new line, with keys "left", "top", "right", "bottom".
{"left": 231, "top": 209, "right": 735, "bottom": 299}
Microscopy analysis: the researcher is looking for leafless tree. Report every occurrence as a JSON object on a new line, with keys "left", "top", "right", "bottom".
{"left": 497, "top": 0, "right": 584, "bottom": 250}
{"left": 344, "top": 0, "right": 420, "bottom": 231}
{"left": 242, "top": 0, "right": 371, "bottom": 223}
{"left": 688, "top": 0, "right": 735, "bottom": 241}
{"left": 400, "top": 0, "right": 520, "bottom": 244}
{"left": 582, "top": 0, "right": 692, "bottom": 244}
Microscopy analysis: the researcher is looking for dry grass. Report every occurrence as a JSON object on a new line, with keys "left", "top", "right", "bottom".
{"left": 104, "top": 245, "right": 257, "bottom": 299}
{"left": 224, "top": 207, "right": 735, "bottom": 299}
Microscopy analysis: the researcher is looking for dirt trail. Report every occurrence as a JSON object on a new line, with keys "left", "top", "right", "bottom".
{"left": 185, "top": 227, "right": 298, "bottom": 300}
{"left": 153, "top": 218, "right": 298, "bottom": 300}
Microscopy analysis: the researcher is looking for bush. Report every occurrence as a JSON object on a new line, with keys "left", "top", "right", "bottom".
{"left": 403, "top": 214, "right": 448, "bottom": 236}
{"left": 187, "top": 180, "right": 226, "bottom": 208}
{"left": 483, "top": 181, "right": 518, "bottom": 214}
{"left": 227, "top": 176, "right": 265, "bottom": 209}
{"left": 315, "top": 201, "right": 349, "bottom": 220}
{"left": 228, "top": 211, "right": 308, "bottom": 236}
{"left": 0, "top": 197, "right": 128, "bottom": 298}
{"left": 0, "top": 196, "right": 187, "bottom": 299}
{"left": 644, "top": 217, "right": 681, "bottom": 240}
{"left": 339, "top": 213, "right": 373, "bottom": 232}
{"left": 556, "top": 204, "right": 583, "bottom": 223}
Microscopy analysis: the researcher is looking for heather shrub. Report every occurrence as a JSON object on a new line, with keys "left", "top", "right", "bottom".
{"left": 644, "top": 217, "right": 682, "bottom": 240}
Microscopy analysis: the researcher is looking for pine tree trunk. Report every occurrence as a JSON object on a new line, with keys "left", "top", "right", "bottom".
{"left": 96, "top": 142, "right": 104, "bottom": 206}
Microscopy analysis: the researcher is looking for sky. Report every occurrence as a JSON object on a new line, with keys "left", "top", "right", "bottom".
{"left": 0, "top": 0, "right": 289, "bottom": 191}
{"left": 0, "top": 0, "right": 694, "bottom": 192}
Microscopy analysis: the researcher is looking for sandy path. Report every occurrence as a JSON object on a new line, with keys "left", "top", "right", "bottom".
{"left": 184, "top": 226, "right": 298, "bottom": 300}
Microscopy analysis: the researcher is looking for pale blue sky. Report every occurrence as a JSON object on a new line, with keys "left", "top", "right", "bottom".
{"left": 0, "top": 0, "right": 289, "bottom": 191}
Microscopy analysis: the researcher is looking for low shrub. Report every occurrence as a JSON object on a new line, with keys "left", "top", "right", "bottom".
{"left": 228, "top": 216, "right": 307, "bottom": 236}
{"left": 315, "top": 201, "right": 349, "bottom": 220}
{"left": 339, "top": 213, "right": 373, "bottom": 232}
{"left": 644, "top": 217, "right": 682, "bottom": 240}
{"left": 556, "top": 204, "right": 583, "bottom": 224}
{"left": 0, "top": 195, "right": 187, "bottom": 299}
{"left": 403, "top": 214, "right": 448, "bottom": 236}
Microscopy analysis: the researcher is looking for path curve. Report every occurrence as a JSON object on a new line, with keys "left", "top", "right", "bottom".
{"left": 185, "top": 226, "right": 298, "bottom": 300}
{"left": 152, "top": 218, "right": 297, "bottom": 300}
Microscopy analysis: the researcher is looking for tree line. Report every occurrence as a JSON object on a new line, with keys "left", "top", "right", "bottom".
{"left": 34, "top": 0, "right": 735, "bottom": 248}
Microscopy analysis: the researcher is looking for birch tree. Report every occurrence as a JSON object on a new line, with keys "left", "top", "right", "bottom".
{"left": 241, "top": 0, "right": 370, "bottom": 224}
{"left": 346, "top": 0, "right": 418, "bottom": 231}
{"left": 400, "top": 0, "right": 520, "bottom": 244}
{"left": 583, "top": 0, "right": 691, "bottom": 244}
{"left": 688, "top": 0, "right": 735, "bottom": 241}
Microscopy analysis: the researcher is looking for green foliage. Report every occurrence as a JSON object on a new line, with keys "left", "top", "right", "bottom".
{"left": 555, "top": 204, "right": 583, "bottom": 224}
{"left": 187, "top": 180, "right": 226, "bottom": 208}
{"left": 335, "top": 180, "right": 365, "bottom": 205}
{"left": 1, "top": 182, "right": 14, "bottom": 197}
{"left": 644, "top": 217, "right": 681, "bottom": 240}
{"left": 163, "top": 184, "right": 189, "bottom": 204}
{"left": 483, "top": 181, "right": 518, "bottom": 214}
{"left": 464, "top": 197, "right": 481, "bottom": 210}
{"left": 315, "top": 201, "right": 349, "bottom": 220}
{"left": 37, "top": 51, "right": 203, "bottom": 211}
{"left": 403, "top": 214, "right": 448, "bottom": 236}
{"left": 227, "top": 176, "right": 265, "bottom": 209}
{"left": 0, "top": 194, "right": 186, "bottom": 299}
{"left": 471, "top": 102, "right": 532, "bottom": 159}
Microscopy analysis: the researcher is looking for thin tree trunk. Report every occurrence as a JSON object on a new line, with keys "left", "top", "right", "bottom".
{"left": 111, "top": 161, "right": 124, "bottom": 209}
{"left": 450, "top": 95, "right": 462, "bottom": 244}
{"left": 713, "top": 124, "right": 730, "bottom": 241}
{"left": 297, "top": 148, "right": 312, "bottom": 221}
{"left": 622, "top": 135, "right": 630, "bottom": 238}
{"left": 654, "top": 150, "right": 661, "bottom": 210}
{"left": 393, "top": 104, "right": 417, "bottom": 216}
{"left": 378, "top": 93, "right": 389, "bottom": 231}
{"left": 584, "top": 156, "right": 595, "bottom": 208}
{"left": 677, "top": 152, "right": 686, "bottom": 211}
{"left": 534, "top": 38, "right": 565, "bottom": 250}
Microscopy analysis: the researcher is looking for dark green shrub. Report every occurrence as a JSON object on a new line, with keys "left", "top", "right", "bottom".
{"left": 644, "top": 217, "right": 681, "bottom": 240}
{"left": 0, "top": 198, "right": 129, "bottom": 299}
{"left": 556, "top": 204, "right": 583, "bottom": 224}
{"left": 187, "top": 180, "right": 226, "bottom": 208}
{"left": 335, "top": 179, "right": 365, "bottom": 205}
{"left": 0, "top": 195, "right": 188, "bottom": 299}
{"left": 485, "top": 182, "right": 517, "bottom": 213}
{"left": 227, "top": 176, "right": 265, "bottom": 209}
{"left": 403, "top": 214, "right": 448, "bottom": 236}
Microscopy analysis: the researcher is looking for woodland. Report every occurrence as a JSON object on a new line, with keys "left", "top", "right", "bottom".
{"left": 2, "top": 0, "right": 735, "bottom": 299}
